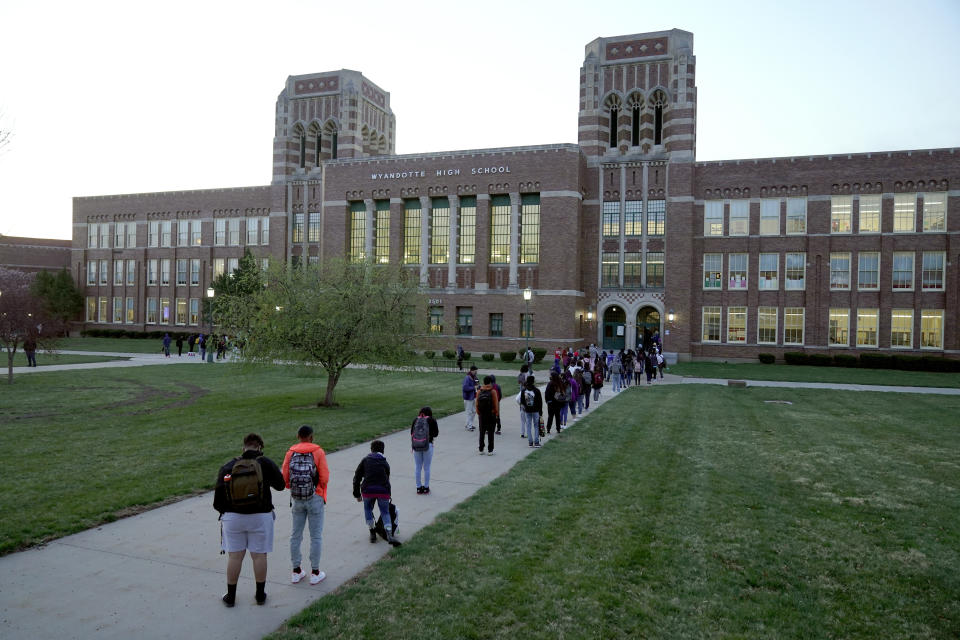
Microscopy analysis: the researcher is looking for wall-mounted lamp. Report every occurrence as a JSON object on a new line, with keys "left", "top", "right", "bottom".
{"left": 668, "top": 309, "right": 675, "bottom": 323}
{"left": 587, "top": 311, "right": 594, "bottom": 321}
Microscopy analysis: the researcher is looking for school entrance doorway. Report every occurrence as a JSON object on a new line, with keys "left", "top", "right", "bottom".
{"left": 602, "top": 306, "right": 626, "bottom": 351}
{"left": 636, "top": 307, "right": 660, "bottom": 351}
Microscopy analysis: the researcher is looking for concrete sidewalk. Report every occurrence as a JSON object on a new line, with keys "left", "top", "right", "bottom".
{"left": 0, "top": 371, "right": 619, "bottom": 640}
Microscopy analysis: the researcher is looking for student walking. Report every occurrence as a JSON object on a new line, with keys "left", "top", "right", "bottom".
{"left": 462, "top": 365, "right": 479, "bottom": 431}
{"left": 162, "top": 333, "right": 171, "bottom": 358}
{"left": 175, "top": 335, "right": 184, "bottom": 357}
{"left": 520, "top": 375, "right": 543, "bottom": 447}
{"left": 544, "top": 371, "right": 563, "bottom": 434}
{"left": 410, "top": 407, "right": 439, "bottom": 494}
{"left": 281, "top": 425, "right": 330, "bottom": 586}
{"left": 213, "top": 433, "right": 286, "bottom": 607}
{"left": 476, "top": 375, "right": 500, "bottom": 455}
{"left": 592, "top": 365, "right": 604, "bottom": 402}
{"left": 352, "top": 440, "right": 401, "bottom": 546}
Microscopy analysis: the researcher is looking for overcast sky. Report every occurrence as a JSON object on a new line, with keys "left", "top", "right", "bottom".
{"left": 1, "top": 0, "right": 958, "bottom": 240}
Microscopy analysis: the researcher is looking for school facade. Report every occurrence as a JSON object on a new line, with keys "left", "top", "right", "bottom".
{"left": 71, "top": 30, "right": 960, "bottom": 362}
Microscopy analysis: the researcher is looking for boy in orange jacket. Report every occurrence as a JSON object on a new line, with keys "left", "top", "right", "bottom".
{"left": 281, "top": 425, "right": 330, "bottom": 585}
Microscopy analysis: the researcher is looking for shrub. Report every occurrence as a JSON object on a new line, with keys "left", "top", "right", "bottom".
{"left": 481, "top": 353, "right": 494, "bottom": 362}
{"left": 461, "top": 351, "right": 471, "bottom": 360}
{"left": 424, "top": 350, "right": 435, "bottom": 360}
{"left": 833, "top": 354, "right": 858, "bottom": 368}
{"left": 859, "top": 352, "right": 893, "bottom": 369}
{"left": 531, "top": 347, "right": 547, "bottom": 363}
{"left": 808, "top": 354, "right": 833, "bottom": 367}
{"left": 500, "top": 352, "right": 517, "bottom": 363}
{"left": 892, "top": 354, "right": 924, "bottom": 371}
{"left": 922, "top": 356, "right": 960, "bottom": 373}
{"left": 758, "top": 353, "right": 775, "bottom": 364}
{"left": 783, "top": 352, "right": 808, "bottom": 366}
{"left": 442, "top": 349, "right": 456, "bottom": 359}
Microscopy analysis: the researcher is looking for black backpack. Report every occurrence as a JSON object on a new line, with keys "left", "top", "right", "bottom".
{"left": 411, "top": 416, "right": 431, "bottom": 452}
{"left": 477, "top": 389, "right": 494, "bottom": 415}
{"left": 288, "top": 451, "right": 318, "bottom": 500}
{"left": 226, "top": 456, "right": 263, "bottom": 507}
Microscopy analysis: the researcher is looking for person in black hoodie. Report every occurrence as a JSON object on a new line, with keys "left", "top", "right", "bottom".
{"left": 213, "top": 433, "right": 285, "bottom": 608}
{"left": 353, "top": 440, "right": 401, "bottom": 546}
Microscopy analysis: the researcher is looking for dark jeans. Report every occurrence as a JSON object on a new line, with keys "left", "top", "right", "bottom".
{"left": 545, "top": 401, "right": 562, "bottom": 432}
{"left": 478, "top": 415, "right": 496, "bottom": 452}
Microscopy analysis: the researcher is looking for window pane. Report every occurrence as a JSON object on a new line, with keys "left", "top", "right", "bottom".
{"left": 890, "top": 309, "right": 913, "bottom": 348}
{"left": 623, "top": 252, "right": 642, "bottom": 288}
{"left": 859, "top": 195, "right": 880, "bottom": 233}
{"left": 645, "top": 251, "right": 664, "bottom": 288}
{"left": 830, "top": 253, "right": 850, "bottom": 290}
{"left": 459, "top": 196, "right": 476, "bottom": 264}
{"left": 429, "top": 306, "right": 443, "bottom": 334}
{"left": 602, "top": 252, "right": 619, "bottom": 287}
{"left": 704, "top": 201, "right": 723, "bottom": 236}
{"left": 831, "top": 195, "right": 852, "bottom": 233}
{"left": 375, "top": 201, "right": 390, "bottom": 264}
{"left": 431, "top": 198, "right": 450, "bottom": 264}
{"left": 727, "top": 306, "right": 746, "bottom": 343}
{"left": 729, "top": 200, "right": 749, "bottom": 236}
{"left": 786, "top": 197, "right": 806, "bottom": 234}
{"left": 757, "top": 307, "right": 777, "bottom": 344}
{"left": 920, "top": 310, "right": 943, "bottom": 349}
{"left": 489, "top": 196, "right": 510, "bottom": 263}
{"left": 602, "top": 201, "right": 620, "bottom": 238}
{"left": 892, "top": 252, "right": 914, "bottom": 290}
{"left": 728, "top": 253, "right": 748, "bottom": 289}
{"left": 785, "top": 253, "right": 805, "bottom": 290}
{"left": 403, "top": 200, "right": 421, "bottom": 264}
{"left": 489, "top": 313, "right": 503, "bottom": 337}
{"left": 858, "top": 252, "right": 879, "bottom": 290}
{"left": 703, "top": 253, "right": 722, "bottom": 289}
{"left": 647, "top": 199, "right": 665, "bottom": 236}
{"left": 456, "top": 307, "right": 473, "bottom": 336}
{"left": 760, "top": 199, "right": 779, "bottom": 235}
{"left": 828, "top": 308, "right": 849, "bottom": 346}
{"left": 784, "top": 307, "right": 804, "bottom": 345}
{"left": 520, "top": 194, "right": 540, "bottom": 264}
{"left": 624, "top": 200, "right": 642, "bottom": 236}
{"left": 701, "top": 306, "right": 721, "bottom": 342}
{"left": 922, "top": 192, "right": 946, "bottom": 232}
{"left": 856, "top": 309, "right": 878, "bottom": 347}
{"left": 893, "top": 193, "right": 916, "bottom": 233}
{"left": 350, "top": 202, "right": 366, "bottom": 262}
{"left": 759, "top": 253, "right": 778, "bottom": 290}
{"left": 921, "top": 252, "right": 944, "bottom": 290}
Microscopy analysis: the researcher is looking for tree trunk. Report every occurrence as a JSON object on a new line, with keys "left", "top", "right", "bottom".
{"left": 7, "top": 349, "right": 14, "bottom": 385}
{"left": 321, "top": 369, "right": 341, "bottom": 407}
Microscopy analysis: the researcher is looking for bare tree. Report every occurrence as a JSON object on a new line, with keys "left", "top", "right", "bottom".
{"left": 0, "top": 267, "right": 67, "bottom": 383}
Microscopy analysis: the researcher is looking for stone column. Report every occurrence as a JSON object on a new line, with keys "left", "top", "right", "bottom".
{"left": 364, "top": 198, "right": 374, "bottom": 261}
{"left": 475, "top": 194, "right": 490, "bottom": 289}
{"left": 419, "top": 196, "right": 430, "bottom": 286}
{"left": 509, "top": 192, "right": 520, "bottom": 289}
{"left": 448, "top": 194, "right": 459, "bottom": 289}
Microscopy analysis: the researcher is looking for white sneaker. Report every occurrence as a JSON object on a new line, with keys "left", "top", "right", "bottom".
{"left": 291, "top": 569, "right": 305, "bottom": 584}
{"left": 310, "top": 571, "right": 326, "bottom": 585}
{"left": 487, "top": 451, "right": 495, "bottom": 456}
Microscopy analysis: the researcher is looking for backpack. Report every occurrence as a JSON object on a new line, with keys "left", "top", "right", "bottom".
{"left": 411, "top": 416, "right": 431, "bottom": 452}
{"left": 555, "top": 384, "right": 569, "bottom": 403}
{"left": 477, "top": 389, "right": 494, "bottom": 415}
{"left": 288, "top": 451, "right": 318, "bottom": 500}
{"left": 523, "top": 388, "right": 536, "bottom": 408}
{"left": 594, "top": 371, "right": 604, "bottom": 386}
{"left": 226, "top": 456, "right": 263, "bottom": 507}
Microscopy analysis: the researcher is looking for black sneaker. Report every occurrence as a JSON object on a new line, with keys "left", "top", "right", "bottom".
{"left": 416, "top": 486, "right": 424, "bottom": 494}
{"left": 423, "top": 486, "right": 430, "bottom": 494}
{"left": 222, "top": 594, "right": 235, "bottom": 608}
{"left": 255, "top": 592, "right": 267, "bottom": 605}
{"left": 369, "top": 529, "right": 378, "bottom": 543}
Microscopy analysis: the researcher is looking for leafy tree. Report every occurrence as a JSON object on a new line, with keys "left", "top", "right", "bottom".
{"left": 209, "top": 249, "right": 263, "bottom": 341}
{"left": 0, "top": 267, "right": 68, "bottom": 383}
{"left": 31, "top": 268, "right": 83, "bottom": 335}
{"left": 227, "top": 258, "right": 424, "bottom": 407}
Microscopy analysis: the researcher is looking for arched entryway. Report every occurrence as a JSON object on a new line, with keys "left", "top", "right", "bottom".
{"left": 636, "top": 307, "right": 661, "bottom": 351}
{"left": 602, "top": 306, "right": 626, "bottom": 351}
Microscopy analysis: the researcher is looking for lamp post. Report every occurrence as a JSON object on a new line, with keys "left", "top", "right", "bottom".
{"left": 522, "top": 287, "right": 532, "bottom": 352}
{"left": 206, "top": 287, "right": 215, "bottom": 363}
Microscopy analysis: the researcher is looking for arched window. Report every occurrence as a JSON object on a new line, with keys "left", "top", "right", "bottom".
{"left": 293, "top": 124, "right": 306, "bottom": 169}
{"left": 651, "top": 90, "right": 668, "bottom": 146}
{"left": 308, "top": 122, "right": 322, "bottom": 167}
{"left": 323, "top": 120, "right": 338, "bottom": 160}
{"left": 627, "top": 93, "right": 644, "bottom": 148}
{"left": 604, "top": 94, "right": 622, "bottom": 149}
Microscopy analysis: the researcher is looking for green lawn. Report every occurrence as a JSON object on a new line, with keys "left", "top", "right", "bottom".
{"left": 0, "top": 363, "right": 464, "bottom": 554}
{"left": 670, "top": 361, "right": 960, "bottom": 388}
{"left": 58, "top": 336, "right": 182, "bottom": 354}
{"left": 4, "top": 352, "right": 129, "bottom": 367}
{"left": 272, "top": 385, "right": 960, "bottom": 640}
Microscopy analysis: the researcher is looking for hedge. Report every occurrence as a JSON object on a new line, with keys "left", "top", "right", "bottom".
{"left": 481, "top": 353, "right": 495, "bottom": 361}
{"left": 779, "top": 350, "right": 960, "bottom": 373}
{"left": 500, "top": 352, "right": 517, "bottom": 363}
{"left": 442, "top": 349, "right": 456, "bottom": 359}
{"left": 758, "top": 353, "right": 775, "bottom": 364}
{"left": 833, "top": 354, "right": 858, "bottom": 367}
{"left": 531, "top": 347, "right": 547, "bottom": 363}
{"left": 424, "top": 350, "right": 435, "bottom": 359}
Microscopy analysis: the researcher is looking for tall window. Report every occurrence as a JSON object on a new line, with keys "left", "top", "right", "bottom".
{"left": 757, "top": 307, "right": 777, "bottom": 344}
{"left": 189, "top": 299, "right": 199, "bottom": 326}
{"left": 349, "top": 202, "right": 366, "bottom": 262}
{"left": 126, "top": 259, "right": 136, "bottom": 286}
{"left": 859, "top": 195, "right": 881, "bottom": 233}
{"left": 125, "top": 297, "right": 135, "bottom": 324}
{"left": 161, "top": 221, "right": 172, "bottom": 247}
{"left": 147, "top": 259, "right": 158, "bottom": 286}
{"left": 215, "top": 219, "right": 227, "bottom": 245}
{"left": 127, "top": 223, "right": 137, "bottom": 248}
{"left": 99, "top": 224, "right": 110, "bottom": 249}
{"left": 892, "top": 252, "right": 914, "bottom": 290}
{"left": 602, "top": 201, "right": 620, "bottom": 238}
{"left": 190, "top": 259, "right": 200, "bottom": 286}
{"left": 160, "top": 259, "right": 170, "bottom": 286}
{"left": 784, "top": 308, "right": 804, "bottom": 345}
{"left": 921, "top": 310, "right": 944, "bottom": 349}
{"left": 624, "top": 200, "right": 642, "bottom": 236}
{"left": 259, "top": 217, "right": 269, "bottom": 245}
{"left": 921, "top": 252, "right": 945, "bottom": 290}
{"left": 98, "top": 297, "right": 108, "bottom": 323}
{"left": 146, "top": 298, "right": 158, "bottom": 324}
{"left": 602, "top": 252, "right": 619, "bottom": 287}
{"left": 88, "top": 223, "right": 98, "bottom": 248}
{"left": 228, "top": 219, "right": 240, "bottom": 246}
{"left": 431, "top": 198, "right": 450, "bottom": 264}
{"left": 191, "top": 220, "right": 201, "bottom": 246}
{"left": 456, "top": 307, "right": 473, "bottom": 336}
{"left": 729, "top": 200, "right": 749, "bottom": 236}
{"left": 703, "top": 253, "right": 722, "bottom": 289}
{"left": 176, "top": 298, "right": 187, "bottom": 325}
{"left": 246, "top": 218, "right": 259, "bottom": 245}
{"left": 701, "top": 306, "right": 721, "bottom": 342}
{"left": 893, "top": 193, "right": 916, "bottom": 233}
{"left": 759, "top": 253, "right": 778, "bottom": 290}
{"left": 828, "top": 308, "right": 849, "bottom": 346}
{"left": 727, "top": 307, "right": 746, "bottom": 343}
{"left": 704, "top": 201, "right": 723, "bottom": 236}
{"left": 149, "top": 221, "right": 159, "bottom": 247}
{"left": 856, "top": 309, "right": 878, "bottom": 347}
{"left": 176, "top": 259, "right": 187, "bottom": 286}
{"left": 728, "top": 253, "right": 748, "bottom": 289}
{"left": 786, "top": 197, "right": 806, "bottom": 234}
{"left": 99, "top": 259, "right": 108, "bottom": 285}
{"left": 858, "top": 252, "right": 880, "bottom": 290}
{"left": 890, "top": 309, "right": 913, "bottom": 348}
{"left": 456, "top": 196, "right": 477, "bottom": 264}
{"left": 213, "top": 258, "right": 225, "bottom": 279}
{"left": 115, "top": 223, "right": 126, "bottom": 249}
{"left": 308, "top": 212, "right": 321, "bottom": 243}
{"left": 922, "top": 192, "right": 946, "bottom": 232}
{"left": 608, "top": 104, "right": 618, "bottom": 147}
{"left": 652, "top": 89, "right": 666, "bottom": 145}
{"left": 375, "top": 201, "right": 390, "bottom": 264}
{"left": 785, "top": 253, "right": 805, "bottom": 290}
{"left": 830, "top": 253, "right": 851, "bottom": 290}
{"left": 113, "top": 260, "right": 123, "bottom": 286}
{"left": 647, "top": 199, "right": 665, "bottom": 236}
{"left": 160, "top": 298, "right": 171, "bottom": 324}
{"left": 631, "top": 102, "right": 641, "bottom": 147}
{"left": 623, "top": 252, "right": 641, "bottom": 287}
{"left": 291, "top": 213, "right": 304, "bottom": 243}
{"left": 403, "top": 200, "right": 421, "bottom": 264}
{"left": 520, "top": 194, "right": 540, "bottom": 264}
{"left": 489, "top": 313, "right": 503, "bottom": 337}
{"left": 429, "top": 306, "right": 443, "bottom": 334}
{"left": 178, "top": 221, "right": 189, "bottom": 246}
{"left": 760, "top": 199, "right": 780, "bottom": 235}
{"left": 86, "top": 296, "right": 96, "bottom": 322}
{"left": 86, "top": 261, "right": 96, "bottom": 285}
{"left": 227, "top": 258, "right": 238, "bottom": 275}
{"left": 645, "top": 251, "right": 664, "bottom": 287}
{"left": 489, "top": 195, "right": 510, "bottom": 264}
{"left": 831, "top": 195, "right": 852, "bottom": 233}
{"left": 113, "top": 297, "right": 123, "bottom": 323}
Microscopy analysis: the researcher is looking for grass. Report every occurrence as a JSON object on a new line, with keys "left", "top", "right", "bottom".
{"left": 0, "top": 363, "right": 464, "bottom": 554}
{"left": 4, "top": 351, "right": 129, "bottom": 367}
{"left": 271, "top": 385, "right": 960, "bottom": 640}
{"left": 670, "top": 361, "right": 960, "bottom": 388}
{"left": 58, "top": 336, "right": 181, "bottom": 354}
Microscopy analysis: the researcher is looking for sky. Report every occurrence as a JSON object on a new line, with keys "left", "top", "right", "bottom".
{"left": 1, "top": 0, "right": 958, "bottom": 240}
